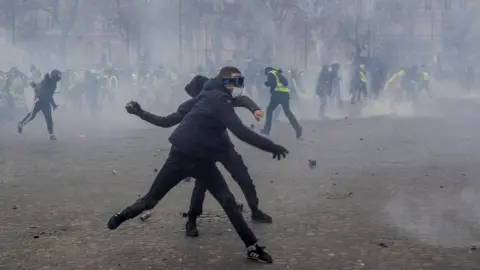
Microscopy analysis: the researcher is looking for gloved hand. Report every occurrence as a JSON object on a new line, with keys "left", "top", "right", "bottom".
{"left": 29, "top": 81, "right": 37, "bottom": 88}
{"left": 125, "top": 101, "right": 142, "bottom": 115}
{"left": 264, "top": 81, "right": 269, "bottom": 87}
{"left": 271, "top": 144, "right": 289, "bottom": 160}
{"left": 52, "top": 104, "right": 59, "bottom": 111}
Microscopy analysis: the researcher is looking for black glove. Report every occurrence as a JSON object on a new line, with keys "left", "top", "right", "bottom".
{"left": 264, "top": 81, "right": 269, "bottom": 87}
{"left": 271, "top": 144, "right": 289, "bottom": 160}
{"left": 125, "top": 101, "right": 142, "bottom": 115}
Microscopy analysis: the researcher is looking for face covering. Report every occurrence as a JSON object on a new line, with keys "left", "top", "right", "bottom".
{"left": 231, "top": 87, "right": 244, "bottom": 97}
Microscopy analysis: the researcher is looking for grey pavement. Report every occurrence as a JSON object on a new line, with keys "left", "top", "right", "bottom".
{"left": 1, "top": 98, "right": 480, "bottom": 269}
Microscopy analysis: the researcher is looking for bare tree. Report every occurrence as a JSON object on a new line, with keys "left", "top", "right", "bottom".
{"left": 261, "top": 0, "right": 298, "bottom": 61}
{"left": 297, "top": 0, "right": 361, "bottom": 62}
{"left": 0, "top": 0, "right": 46, "bottom": 44}
{"left": 27, "top": 0, "right": 80, "bottom": 60}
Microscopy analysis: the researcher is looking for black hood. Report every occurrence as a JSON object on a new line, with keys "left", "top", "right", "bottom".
{"left": 202, "top": 78, "right": 231, "bottom": 94}
{"left": 184, "top": 75, "right": 209, "bottom": 97}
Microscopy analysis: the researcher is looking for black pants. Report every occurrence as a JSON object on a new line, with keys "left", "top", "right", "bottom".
{"left": 4, "top": 94, "right": 15, "bottom": 121}
{"left": 318, "top": 87, "right": 342, "bottom": 118}
{"left": 118, "top": 147, "right": 258, "bottom": 247}
{"left": 188, "top": 147, "right": 259, "bottom": 217}
{"left": 263, "top": 92, "right": 301, "bottom": 135}
{"left": 351, "top": 83, "right": 367, "bottom": 104}
{"left": 19, "top": 100, "right": 53, "bottom": 135}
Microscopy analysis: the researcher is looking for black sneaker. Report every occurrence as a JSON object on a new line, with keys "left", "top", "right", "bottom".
{"left": 185, "top": 220, "right": 199, "bottom": 237}
{"left": 17, "top": 123, "right": 23, "bottom": 134}
{"left": 247, "top": 244, "right": 273, "bottom": 264}
{"left": 107, "top": 212, "right": 127, "bottom": 230}
{"left": 251, "top": 210, "right": 273, "bottom": 223}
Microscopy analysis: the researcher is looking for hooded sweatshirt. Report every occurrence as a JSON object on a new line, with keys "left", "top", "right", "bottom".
{"left": 138, "top": 75, "right": 261, "bottom": 128}
{"left": 168, "top": 78, "right": 279, "bottom": 159}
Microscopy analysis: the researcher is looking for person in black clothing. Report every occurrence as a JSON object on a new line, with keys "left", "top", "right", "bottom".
{"left": 124, "top": 74, "right": 273, "bottom": 238}
{"left": 17, "top": 70, "right": 61, "bottom": 140}
{"left": 107, "top": 67, "right": 288, "bottom": 263}
{"left": 260, "top": 67, "right": 302, "bottom": 139}
{"left": 316, "top": 65, "right": 333, "bottom": 119}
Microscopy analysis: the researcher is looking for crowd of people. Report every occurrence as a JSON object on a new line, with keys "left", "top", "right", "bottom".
{"left": 0, "top": 57, "right": 476, "bottom": 263}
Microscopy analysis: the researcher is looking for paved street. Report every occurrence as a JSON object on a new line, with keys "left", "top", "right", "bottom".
{"left": 2, "top": 98, "right": 480, "bottom": 270}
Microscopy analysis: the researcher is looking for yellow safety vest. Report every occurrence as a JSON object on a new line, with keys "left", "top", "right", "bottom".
{"left": 384, "top": 70, "right": 405, "bottom": 91}
{"left": 422, "top": 72, "right": 429, "bottom": 81}
{"left": 170, "top": 72, "right": 179, "bottom": 83}
{"left": 360, "top": 69, "right": 367, "bottom": 83}
{"left": 268, "top": 70, "right": 289, "bottom": 92}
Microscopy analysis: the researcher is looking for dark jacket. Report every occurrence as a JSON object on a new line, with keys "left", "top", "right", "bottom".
{"left": 33, "top": 74, "right": 58, "bottom": 106}
{"left": 316, "top": 65, "right": 333, "bottom": 96}
{"left": 265, "top": 70, "right": 288, "bottom": 94}
{"left": 168, "top": 78, "right": 279, "bottom": 159}
{"left": 138, "top": 75, "right": 261, "bottom": 128}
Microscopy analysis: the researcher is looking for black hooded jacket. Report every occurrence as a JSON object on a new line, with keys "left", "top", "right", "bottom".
{"left": 168, "top": 78, "right": 280, "bottom": 159}
{"left": 138, "top": 75, "right": 261, "bottom": 128}
{"left": 33, "top": 73, "right": 58, "bottom": 106}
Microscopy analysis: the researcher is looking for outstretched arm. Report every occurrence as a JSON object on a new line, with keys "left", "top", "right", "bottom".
{"left": 232, "top": 95, "right": 261, "bottom": 113}
{"left": 216, "top": 97, "right": 278, "bottom": 153}
{"left": 134, "top": 99, "right": 195, "bottom": 128}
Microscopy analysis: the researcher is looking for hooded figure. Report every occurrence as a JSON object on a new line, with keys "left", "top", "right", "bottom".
{"left": 18, "top": 70, "right": 62, "bottom": 140}
{"left": 184, "top": 75, "right": 209, "bottom": 98}
{"left": 111, "top": 68, "right": 282, "bottom": 263}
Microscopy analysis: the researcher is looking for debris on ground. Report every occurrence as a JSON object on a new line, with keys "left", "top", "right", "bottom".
{"left": 139, "top": 211, "right": 152, "bottom": 221}
{"left": 378, "top": 243, "right": 388, "bottom": 248}
{"left": 181, "top": 212, "right": 188, "bottom": 218}
{"left": 154, "top": 168, "right": 158, "bottom": 173}
{"left": 112, "top": 170, "right": 117, "bottom": 176}
{"left": 360, "top": 137, "right": 364, "bottom": 141}
{"left": 471, "top": 246, "right": 477, "bottom": 251}
{"left": 326, "top": 192, "right": 354, "bottom": 199}
{"left": 250, "top": 124, "right": 255, "bottom": 129}
{"left": 440, "top": 186, "right": 444, "bottom": 188}
{"left": 308, "top": 159, "right": 317, "bottom": 168}
{"left": 12, "top": 206, "right": 17, "bottom": 210}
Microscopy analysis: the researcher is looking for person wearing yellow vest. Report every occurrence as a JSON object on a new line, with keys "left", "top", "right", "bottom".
{"left": 260, "top": 67, "right": 302, "bottom": 140}
{"left": 419, "top": 64, "right": 430, "bottom": 95}
{"left": 351, "top": 64, "right": 368, "bottom": 104}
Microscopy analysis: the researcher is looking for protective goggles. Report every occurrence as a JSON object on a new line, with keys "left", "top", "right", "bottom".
{"left": 223, "top": 76, "right": 245, "bottom": 88}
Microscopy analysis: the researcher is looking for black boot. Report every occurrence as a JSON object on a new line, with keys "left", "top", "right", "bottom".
{"left": 251, "top": 209, "right": 273, "bottom": 223}
{"left": 185, "top": 216, "right": 199, "bottom": 237}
